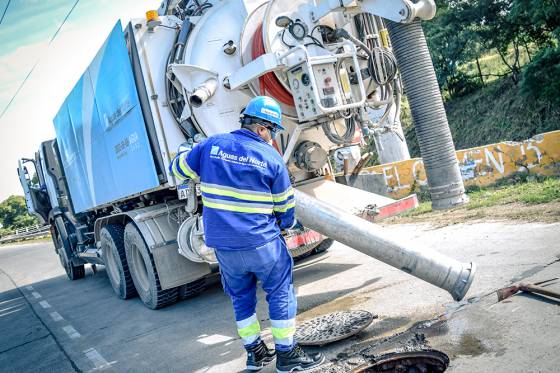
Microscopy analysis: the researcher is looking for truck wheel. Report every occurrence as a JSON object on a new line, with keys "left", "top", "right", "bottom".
{"left": 56, "top": 232, "right": 85, "bottom": 280}
{"left": 100, "top": 225, "right": 137, "bottom": 299}
{"left": 124, "top": 223, "right": 178, "bottom": 309}
{"left": 178, "top": 277, "right": 206, "bottom": 300}
{"left": 313, "top": 238, "right": 334, "bottom": 254}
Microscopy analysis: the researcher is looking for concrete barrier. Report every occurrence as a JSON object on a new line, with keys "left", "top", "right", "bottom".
{"left": 361, "top": 130, "right": 560, "bottom": 199}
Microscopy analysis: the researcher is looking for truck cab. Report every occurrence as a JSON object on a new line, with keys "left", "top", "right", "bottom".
{"left": 17, "top": 143, "right": 57, "bottom": 225}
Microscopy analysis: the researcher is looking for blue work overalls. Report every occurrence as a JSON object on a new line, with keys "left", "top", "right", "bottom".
{"left": 170, "top": 129, "right": 297, "bottom": 351}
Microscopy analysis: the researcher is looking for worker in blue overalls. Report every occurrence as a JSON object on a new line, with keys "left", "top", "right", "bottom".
{"left": 170, "top": 96, "right": 324, "bottom": 372}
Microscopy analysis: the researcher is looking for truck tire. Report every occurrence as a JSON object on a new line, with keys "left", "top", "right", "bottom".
{"left": 124, "top": 223, "right": 178, "bottom": 309}
{"left": 100, "top": 225, "right": 137, "bottom": 300}
{"left": 55, "top": 232, "right": 85, "bottom": 280}
{"left": 178, "top": 277, "right": 206, "bottom": 300}
{"left": 313, "top": 238, "right": 334, "bottom": 254}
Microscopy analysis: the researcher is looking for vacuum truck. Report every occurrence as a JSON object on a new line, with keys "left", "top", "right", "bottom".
{"left": 18, "top": 0, "right": 475, "bottom": 309}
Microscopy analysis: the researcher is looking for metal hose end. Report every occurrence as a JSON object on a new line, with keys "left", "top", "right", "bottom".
{"left": 189, "top": 78, "right": 218, "bottom": 108}
{"left": 406, "top": 0, "right": 437, "bottom": 22}
{"left": 450, "top": 262, "right": 476, "bottom": 301}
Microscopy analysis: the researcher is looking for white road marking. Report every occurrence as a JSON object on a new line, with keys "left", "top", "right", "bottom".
{"left": 0, "top": 297, "right": 22, "bottom": 306}
{"left": 62, "top": 325, "right": 81, "bottom": 339}
{"left": 84, "top": 348, "right": 111, "bottom": 369}
{"left": 31, "top": 292, "right": 42, "bottom": 299}
{"left": 39, "top": 300, "right": 51, "bottom": 309}
{"left": 50, "top": 311, "right": 64, "bottom": 322}
{"left": 25, "top": 286, "right": 34, "bottom": 291}
{"left": 197, "top": 334, "right": 233, "bottom": 345}
{"left": 0, "top": 307, "right": 24, "bottom": 317}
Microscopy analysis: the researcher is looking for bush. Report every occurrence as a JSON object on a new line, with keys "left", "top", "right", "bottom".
{"left": 521, "top": 46, "right": 560, "bottom": 105}
{"left": 0, "top": 228, "right": 12, "bottom": 238}
{"left": 447, "top": 72, "right": 483, "bottom": 98}
{"left": 0, "top": 196, "right": 38, "bottom": 230}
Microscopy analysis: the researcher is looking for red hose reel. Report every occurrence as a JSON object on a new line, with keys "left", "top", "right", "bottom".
{"left": 251, "top": 24, "right": 295, "bottom": 107}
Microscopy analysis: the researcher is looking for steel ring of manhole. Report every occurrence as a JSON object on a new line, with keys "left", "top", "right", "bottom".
{"left": 295, "top": 310, "right": 376, "bottom": 346}
{"left": 350, "top": 350, "right": 450, "bottom": 373}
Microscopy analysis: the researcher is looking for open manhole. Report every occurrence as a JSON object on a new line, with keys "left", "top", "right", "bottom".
{"left": 350, "top": 350, "right": 450, "bottom": 373}
{"left": 295, "top": 310, "right": 376, "bottom": 346}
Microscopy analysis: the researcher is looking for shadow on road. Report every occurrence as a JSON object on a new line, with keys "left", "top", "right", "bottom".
{"left": 0, "top": 247, "right": 387, "bottom": 372}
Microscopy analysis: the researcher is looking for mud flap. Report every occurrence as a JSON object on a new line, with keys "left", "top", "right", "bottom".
{"left": 151, "top": 243, "right": 211, "bottom": 290}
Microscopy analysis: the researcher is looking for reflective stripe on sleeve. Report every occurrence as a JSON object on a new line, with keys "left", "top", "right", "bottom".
{"left": 273, "top": 201, "right": 295, "bottom": 213}
{"left": 178, "top": 155, "right": 199, "bottom": 182}
{"left": 272, "top": 187, "right": 294, "bottom": 203}
{"left": 171, "top": 158, "right": 187, "bottom": 180}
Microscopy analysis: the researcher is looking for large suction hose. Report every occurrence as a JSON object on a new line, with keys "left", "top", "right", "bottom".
{"left": 295, "top": 190, "right": 475, "bottom": 301}
{"left": 387, "top": 20, "right": 468, "bottom": 209}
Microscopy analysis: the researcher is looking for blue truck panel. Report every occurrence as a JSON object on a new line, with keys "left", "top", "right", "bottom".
{"left": 53, "top": 21, "right": 159, "bottom": 213}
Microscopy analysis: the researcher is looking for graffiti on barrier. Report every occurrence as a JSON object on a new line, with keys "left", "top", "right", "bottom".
{"left": 362, "top": 131, "right": 560, "bottom": 199}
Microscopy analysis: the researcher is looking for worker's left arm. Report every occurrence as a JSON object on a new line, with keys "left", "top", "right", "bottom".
{"left": 271, "top": 163, "right": 295, "bottom": 230}
{"left": 169, "top": 142, "right": 204, "bottom": 182}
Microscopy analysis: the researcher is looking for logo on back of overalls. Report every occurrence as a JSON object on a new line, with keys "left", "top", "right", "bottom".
{"left": 210, "top": 145, "right": 220, "bottom": 155}
{"left": 210, "top": 146, "right": 268, "bottom": 169}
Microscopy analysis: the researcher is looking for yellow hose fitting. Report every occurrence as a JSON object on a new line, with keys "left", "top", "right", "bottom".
{"left": 380, "top": 29, "right": 389, "bottom": 48}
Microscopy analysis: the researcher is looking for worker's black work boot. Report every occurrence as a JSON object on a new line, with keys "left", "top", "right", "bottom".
{"left": 246, "top": 340, "right": 276, "bottom": 371}
{"left": 276, "top": 344, "right": 325, "bottom": 372}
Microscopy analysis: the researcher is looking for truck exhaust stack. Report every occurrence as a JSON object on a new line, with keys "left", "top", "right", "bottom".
{"left": 295, "top": 190, "right": 476, "bottom": 301}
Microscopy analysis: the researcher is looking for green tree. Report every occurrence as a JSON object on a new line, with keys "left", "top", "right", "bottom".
{"left": 510, "top": 0, "right": 560, "bottom": 43}
{"left": 425, "top": 0, "right": 484, "bottom": 96}
{"left": 470, "top": 0, "right": 530, "bottom": 83}
{"left": 521, "top": 46, "right": 560, "bottom": 105}
{"left": 513, "top": 0, "right": 560, "bottom": 104}
{"left": 426, "top": 0, "right": 558, "bottom": 91}
{"left": 0, "top": 196, "right": 38, "bottom": 230}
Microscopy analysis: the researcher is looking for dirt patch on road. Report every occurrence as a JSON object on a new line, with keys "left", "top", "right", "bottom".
{"left": 384, "top": 201, "right": 560, "bottom": 228}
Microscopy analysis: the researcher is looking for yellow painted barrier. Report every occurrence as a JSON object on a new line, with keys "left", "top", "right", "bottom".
{"left": 362, "top": 130, "right": 560, "bottom": 199}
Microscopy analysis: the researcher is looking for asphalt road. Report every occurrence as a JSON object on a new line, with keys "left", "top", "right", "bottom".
{"left": 0, "top": 221, "right": 559, "bottom": 373}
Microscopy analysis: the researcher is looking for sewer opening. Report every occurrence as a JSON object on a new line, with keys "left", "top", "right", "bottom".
{"left": 351, "top": 350, "right": 450, "bottom": 373}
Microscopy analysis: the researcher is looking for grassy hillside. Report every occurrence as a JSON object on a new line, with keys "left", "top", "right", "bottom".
{"left": 402, "top": 77, "right": 560, "bottom": 157}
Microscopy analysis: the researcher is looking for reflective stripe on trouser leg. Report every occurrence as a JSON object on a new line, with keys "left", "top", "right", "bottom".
{"left": 237, "top": 313, "right": 261, "bottom": 345}
{"left": 271, "top": 318, "right": 295, "bottom": 348}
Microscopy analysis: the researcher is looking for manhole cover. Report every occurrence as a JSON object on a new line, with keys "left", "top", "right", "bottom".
{"left": 350, "top": 350, "right": 450, "bottom": 373}
{"left": 295, "top": 310, "right": 376, "bottom": 346}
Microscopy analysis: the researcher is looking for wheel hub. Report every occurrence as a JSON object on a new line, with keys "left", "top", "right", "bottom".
{"left": 131, "top": 243, "right": 150, "bottom": 292}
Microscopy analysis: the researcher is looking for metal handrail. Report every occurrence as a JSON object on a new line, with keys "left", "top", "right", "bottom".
{"left": 0, "top": 224, "right": 51, "bottom": 244}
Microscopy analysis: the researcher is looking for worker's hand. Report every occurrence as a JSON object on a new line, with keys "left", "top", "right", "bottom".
{"left": 291, "top": 220, "right": 303, "bottom": 230}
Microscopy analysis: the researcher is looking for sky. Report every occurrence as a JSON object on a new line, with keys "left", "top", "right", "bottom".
{"left": 0, "top": 0, "right": 161, "bottom": 201}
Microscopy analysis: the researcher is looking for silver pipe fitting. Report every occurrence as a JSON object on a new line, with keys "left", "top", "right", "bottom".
{"left": 406, "top": 0, "right": 437, "bottom": 22}
{"left": 295, "top": 190, "right": 476, "bottom": 301}
{"left": 189, "top": 78, "right": 218, "bottom": 108}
